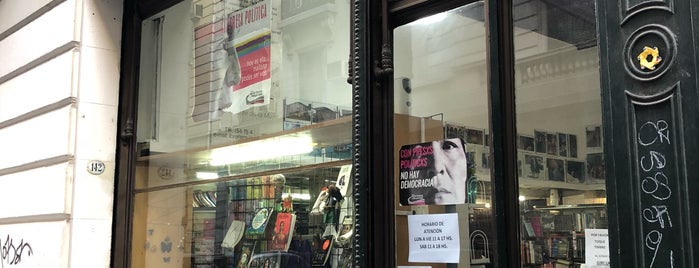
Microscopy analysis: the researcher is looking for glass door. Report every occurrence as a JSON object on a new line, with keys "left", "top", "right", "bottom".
{"left": 392, "top": 2, "right": 496, "bottom": 267}
{"left": 389, "top": 0, "right": 610, "bottom": 267}
{"left": 513, "top": 0, "right": 609, "bottom": 267}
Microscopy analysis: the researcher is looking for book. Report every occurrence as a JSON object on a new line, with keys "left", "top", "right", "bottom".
{"left": 336, "top": 215, "right": 353, "bottom": 247}
{"left": 523, "top": 221, "right": 535, "bottom": 238}
{"left": 193, "top": 237, "right": 215, "bottom": 264}
{"left": 237, "top": 240, "right": 256, "bottom": 268}
{"left": 203, "top": 219, "right": 215, "bottom": 238}
{"left": 554, "top": 258, "right": 572, "bottom": 268}
{"left": 249, "top": 252, "right": 280, "bottom": 268}
{"left": 310, "top": 189, "right": 329, "bottom": 214}
{"left": 530, "top": 216, "right": 543, "bottom": 237}
{"left": 222, "top": 220, "right": 246, "bottom": 249}
{"left": 269, "top": 212, "right": 296, "bottom": 251}
{"left": 340, "top": 249, "right": 353, "bottom": 268}
{"left": 336, "top": 164, "right": 352, "bottom": 197}
{"left": 262, "top": 176, "right": 272, "bottom": 198}
{"left": 247, "top": 207, "right": 273, "bottom": 236}
{"left": 194, "top": 191, "right": 217, "bottom": 207}
{"left": 311, "top": 234, "right": 334, "bottom": 266}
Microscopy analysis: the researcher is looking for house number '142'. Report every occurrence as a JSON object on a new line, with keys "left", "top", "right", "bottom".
{"left": 87, "top": 160, "right": 106, "bottom": 175}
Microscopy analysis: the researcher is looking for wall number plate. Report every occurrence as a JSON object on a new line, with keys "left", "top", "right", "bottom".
{"left": 158, "top": 167, "right": 174, "bottom": 180}
{"left": 87, "top": 160, "right": 106, "bottom": 175}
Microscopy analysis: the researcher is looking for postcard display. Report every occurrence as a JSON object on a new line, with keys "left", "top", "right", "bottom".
{"left": 191, "top": 167, "right": 354, "bottom": 268}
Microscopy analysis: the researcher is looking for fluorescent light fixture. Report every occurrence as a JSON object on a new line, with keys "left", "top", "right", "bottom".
{"left": 209, "top": 135, "right": 314, "bottom": 166}
{"left": 414, "top": 12, "right": 447, "bottom": 25}
{"left": 518, "top": 195, "right": 526, "bottom": 202}
{"left": 289, "top": 193, "right": 311, "bottom": 200}
{"left": 196, "top": 172, "right": 219, "bottom": 180}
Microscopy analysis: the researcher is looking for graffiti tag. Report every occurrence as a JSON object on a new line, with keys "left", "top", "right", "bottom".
{"left": 0, "top": 235, "right": 33, "bottom": 266}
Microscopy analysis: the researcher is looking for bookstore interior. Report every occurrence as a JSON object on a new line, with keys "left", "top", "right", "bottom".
{"left": 128, "top": 0, "right": 608, "bottom": 267}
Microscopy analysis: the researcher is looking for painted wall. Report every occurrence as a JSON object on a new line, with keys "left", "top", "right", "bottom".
{"left": 0, "top": 0, "right": 123, "bottom": 266}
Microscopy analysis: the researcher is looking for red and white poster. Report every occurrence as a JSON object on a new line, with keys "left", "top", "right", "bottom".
{"left": 398, "top": 138, "right": 469, "bottom": 206}
{"left": 219, "top": 1, "right": 274, "bottom": 114}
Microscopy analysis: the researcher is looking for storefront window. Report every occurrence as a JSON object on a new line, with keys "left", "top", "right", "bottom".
{"left": 514, "top": 0, "right": 609, "bottom": 267}
{"left": 131, "top": 0, "right": 353, "bottom": 267}
{"left": 393, "top": 2, "right": 495, "bottom": 266}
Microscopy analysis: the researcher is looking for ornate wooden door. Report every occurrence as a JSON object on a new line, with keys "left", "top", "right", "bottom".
{"left": 597, "top": 0, "right": 699, "bottom": 267}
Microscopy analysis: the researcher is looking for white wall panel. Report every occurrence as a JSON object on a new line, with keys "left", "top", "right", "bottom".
{"left": 0, "top": 164, "right": 70, "bottom": 218}
{"left": 0, "top": 51, "right": 75, "bottom": 122}
{"left": 81, "top": 0, "right": 123, "bottom": 51}
{"left": 77, "top": 47, "right": 120, "bottom": 107}
{"left": 0, "top": 221, "right": 70, "bottom": 268}
{"left": 0, "top": 0, "right": 76, "bottom": 78}
{"left": 0, "top": 0, "right": 54, "bottom": 34}
{"left": 72, "top": 102, "right": 117, "bottom": 219}
{"left": 71, "top": 159, "right": 114, "bottom": 219}
{"left": 68, "top": 219, "right": 112, "bottom": 267}
{"left": 74, "top": 102, "right": 117, "bottom": 161}
{"left": 0, "top": 106, "right": 74, "bottom": 170}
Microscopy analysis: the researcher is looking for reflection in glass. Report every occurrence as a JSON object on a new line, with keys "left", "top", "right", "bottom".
{"left": 393, "top": 2, "right": 494, "bottom": 266}
{"left": 135, "top": 0, "right": 352, "bottom": 189}
{"left": 514, "top": 0, "right": 608, "bottom": 267}
{"left": 131, "top": 0, "right": 353, "bottom": 267}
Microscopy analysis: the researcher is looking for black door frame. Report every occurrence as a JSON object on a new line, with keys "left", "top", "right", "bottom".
{"left": 355, "top": 0, "right": 521, "bottom": 267}
{"left": 596, "top": 0, "right": 699, "bottom": 267}
{"left": 112, "top": 0, "right": 184, "bottom": 267}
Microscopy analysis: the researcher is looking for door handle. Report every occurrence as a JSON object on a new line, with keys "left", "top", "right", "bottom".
{"left": 375, "top": 43, "right": 394, "bottom": 79}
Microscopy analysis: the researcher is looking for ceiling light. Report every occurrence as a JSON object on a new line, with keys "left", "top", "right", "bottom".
{"left": 196, "top": 172, "right": 219, "bottom": 180}
{"left": 414, "top": 13, "right": 447, "bottom": 25}
{"left": 209, "top": 135, "right": 314, "bottom": 166}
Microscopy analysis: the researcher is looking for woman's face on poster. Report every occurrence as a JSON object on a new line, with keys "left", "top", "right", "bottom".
{"left": 429, "top": 138, "right": 468, "bottom": 204}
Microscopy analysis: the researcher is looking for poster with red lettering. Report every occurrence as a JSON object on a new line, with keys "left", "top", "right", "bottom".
{"left": 399, "top": 138, "right": 468, "bottom": 206}
{"left": 218, "top": 1, "right": 275, "bottom": 114}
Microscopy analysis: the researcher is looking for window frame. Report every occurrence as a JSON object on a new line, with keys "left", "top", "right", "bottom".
{"left": 112, "top": 0, "right": 184, "bottom": 267}
{"left": 359, "top": 0, "right": 521, "bottom": 267}
{"left": 114, "top": 0, "right": 521, "bottom": 267}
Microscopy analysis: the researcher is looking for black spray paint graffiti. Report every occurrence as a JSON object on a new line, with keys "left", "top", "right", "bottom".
{"left": 0, "top": 235, "right": 33, "bottom": 266}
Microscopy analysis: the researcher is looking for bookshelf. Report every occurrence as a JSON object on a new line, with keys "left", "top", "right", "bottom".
{"left": 191, "top": 208, "right": 217, "bottom": 266}
{"left": 520, "top": 204, "right": 607, "bottom": 267}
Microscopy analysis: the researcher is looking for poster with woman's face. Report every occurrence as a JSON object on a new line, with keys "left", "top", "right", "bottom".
{"left": 398, "top": 138, "right": 468, "bottom": 205}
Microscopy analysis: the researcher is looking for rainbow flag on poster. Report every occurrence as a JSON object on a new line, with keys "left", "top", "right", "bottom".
{"left": 230, "top": 32, "right": 271, "bottom": 109}
{"left": 223, "top": 1, "right": 275, "bottom": 114}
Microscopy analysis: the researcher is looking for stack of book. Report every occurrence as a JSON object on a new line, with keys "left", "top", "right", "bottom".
{"left": 193, "top": 191, "right": 217, "bottom": 207}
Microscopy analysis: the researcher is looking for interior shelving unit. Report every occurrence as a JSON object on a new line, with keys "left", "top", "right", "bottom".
{"left": 136, "top": 116, "right": 352, "bottom": 178}
{"left": 135, "top": 116, "right": 354, "bottom": 268}
{"left": 520, "top": 204, "right": 607, "bottom": 268}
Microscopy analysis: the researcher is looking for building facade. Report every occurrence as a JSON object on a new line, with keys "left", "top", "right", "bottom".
{"left": 0, "top": 0, "right": 122, "bottom": 266}
{"left": 1, "top": 0, "right": 698, "bottom": 267}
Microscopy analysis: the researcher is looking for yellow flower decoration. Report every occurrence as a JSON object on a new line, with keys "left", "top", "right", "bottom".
{"left": 637, "top": 46, "right": 662, "bottom": 70}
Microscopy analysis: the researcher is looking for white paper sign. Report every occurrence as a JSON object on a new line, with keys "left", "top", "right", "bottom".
{"left": 585, "top": 229, "right": 610, "bottom": 268}
{"left": 408, "top": 213, "right": 460, "bottom": 263}
{"left": 336, "top": 164, "right": 352, "bottom": 197}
